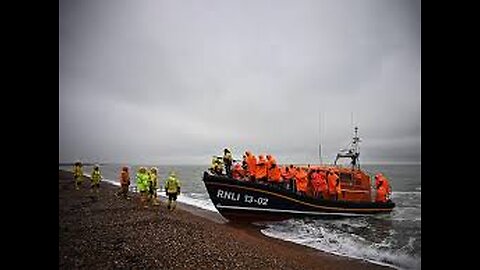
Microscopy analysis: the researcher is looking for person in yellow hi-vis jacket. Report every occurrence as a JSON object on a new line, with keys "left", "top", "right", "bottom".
{"left": 136, "top": 167, "right": 150, "bottom": 208}
{"left": 90, "top": 164, "right": 102, "bottom": 194}
{"left": 165, "top": 171, "right": 181, "bottom": 211}
{"left": 73, "top": 161, "right": 83, "bottom": 190}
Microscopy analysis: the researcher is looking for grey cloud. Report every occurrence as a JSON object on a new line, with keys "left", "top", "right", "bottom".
{"left": 60, "top": 0, "right": 420, "bottom": 165}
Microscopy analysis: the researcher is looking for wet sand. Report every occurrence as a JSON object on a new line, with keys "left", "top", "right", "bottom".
{"left": 59, "top": 170, "right": 390, "bottom": 269}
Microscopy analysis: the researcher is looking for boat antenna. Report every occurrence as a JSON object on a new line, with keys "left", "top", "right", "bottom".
{"left": 334, "top": 119, "right": 361, "bottom": 170}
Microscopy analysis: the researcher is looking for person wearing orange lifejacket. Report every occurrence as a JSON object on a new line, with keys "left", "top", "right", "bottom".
{"left": 281, "top": 165, "right": 294, "bottom": 191}
{"left": 295, "top": 167, "right": 308, "bottom": 196}
{"left": 382, "top": 175, "right": 392, "bottom": 196}
{"left": 327, "top": 169, "right": 340, "bottom": 200}
{"left": 245, "top": 151, "right": 257, "bottom": 181}
{"left": 375, "top": 173, "right": 391, "bottom": 202}
{"left": 268, "top": 161, "right": 282, "bottom": 186}
{"left": 318, "top": 170, "right": 328, "bottom": 199}
{"left": 375, "top": 173, "right": 382, "bottom": 189}
{"left": 311, "top": 169, "right": 323, "bottom": 198}
{"left": 232, "top": 163, "right": 245, "bottom": 180}
{"left": 255, "top": 155, "right": 268, "bottom": 182}
{"left": 376, "top": 180, "right": 387, "bottom": 202}
{"left": 265, "top": 154, "right": 276, "bottom": 177}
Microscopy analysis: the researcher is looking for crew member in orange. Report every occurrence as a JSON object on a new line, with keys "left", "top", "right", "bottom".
{"left": 245, "top": 151, "right": 257, "bottom": 181}
{"left": 265, "top": 154, "right": 276, "bottom": 177}
{"left": 375, "top": 173, "right": 391, "bottom": 201}
{"left": 310, "top": 169, "right": 323, "bottom": 198}
{"left": 327, "top": 168, "right": 340, "bottom": 200}
{"left": 232, "top": 163, "right": 245, "bottom": 180}
{"left": 319, "top": 169, "right": 328, "bottom": 199}
{"left": 281, "top": 165, "right": 294, "bottom": 191}
{"left": 255, "top": 155, "right": 268, "bottom": 182}
{"left": 376, "top": 182, "right": 387, "bottom": 202}
{"left": 268, "top": 161, "right": 282, "bottom": 186}
{"left": 295, "top": 167, "right": 308, "bottom": 196}
{"left": 383, "top": 176, "right": 392, "bottom": 196}
{"left": 375, "top": 173, "right": 382, "bottom": 189}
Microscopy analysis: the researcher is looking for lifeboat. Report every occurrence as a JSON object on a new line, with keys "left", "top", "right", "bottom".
{"left": 202, "top": 127, "right": 395, "bottom": 222}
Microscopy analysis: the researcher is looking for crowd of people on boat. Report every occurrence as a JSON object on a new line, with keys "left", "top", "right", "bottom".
{"left": 72, "top": 161, "right": 181, "bottom": 211}
{"left": 209, "top": 148, "right": 391, "bottom": 203}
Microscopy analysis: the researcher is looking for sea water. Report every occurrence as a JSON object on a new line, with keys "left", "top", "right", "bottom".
{"left": 59, "top": 164, "right": 421, "bottom": 269}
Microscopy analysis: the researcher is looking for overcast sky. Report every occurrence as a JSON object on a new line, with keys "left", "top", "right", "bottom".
{"left": 59, "top": 0, "right": 420, "bottom": 165}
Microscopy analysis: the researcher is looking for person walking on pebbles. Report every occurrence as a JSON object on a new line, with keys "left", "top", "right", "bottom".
{"left": 90, "top": 164, "right": 102, "bottom": 194}
{"left": 136, "top": 167, "right": 150, "bottom": 208}
{"left": 116, "top": 166, "right": 130, "bottom": 199}
{"left": 165, "top": 171, "right": 181, "bottom": 211}
{"left": 149, "top": 167, "right": 160, "bottom": 206}
{"left": 73, "top": 161, "right": 83, "bottom": 190}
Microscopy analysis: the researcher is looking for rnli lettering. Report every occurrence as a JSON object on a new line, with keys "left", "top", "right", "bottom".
{"left": 216, "top": 189, "right": 240, "bottom": 201}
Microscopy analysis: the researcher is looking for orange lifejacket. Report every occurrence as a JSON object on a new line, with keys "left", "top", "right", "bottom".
{"left": 295, "top": 169, "right": 308, "bottom": 192}
{"left": 232, "top": 164, "right": 244, "bottom": 179}
{"left": 382, "top": 178, "right": 391, "bottom": 194}
{"left": 268, "top": 165, "right": 281, "bottom": 182}
{"left": 319, "top": 173, "right": 328, "bottom": 197}
{"left": 311, "top": 172, "right": 322, "bottom": 192}
{"left": 246, "top": 153, "right": 257, "bottom": 176}
{"left": 327, "top": 172, "right": 339, "bottom": 195}
{"left": 266, "top": 155, "right": 276, "bottom": 170}
{"left": 255, "top": 156, "right": 267, "bottom": 179}
{"left": 376, "top": 186, "right": 387, "bottom": 202}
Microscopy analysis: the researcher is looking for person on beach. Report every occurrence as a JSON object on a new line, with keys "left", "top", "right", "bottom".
{"left": 117, "top": 166, "right": 130, "bottom": 199}
{"left": 136, "top": 167, "right": 150, "bottom": 208}
{"left": 90, "top": 164, "right": 102, "bottom": 194}
{"left": 165, "top": 171, "right": 181, "bottom": 211}
{"left": 149, "top": 167, "right": 160, "bottom": 206}
{"left": 73, "top": 161, "right": 83, "bottom": 190}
